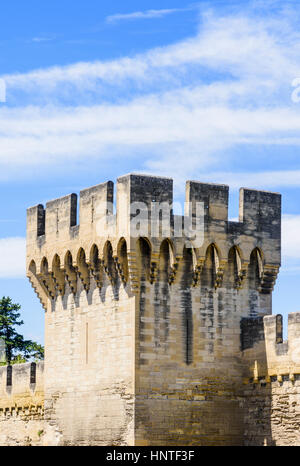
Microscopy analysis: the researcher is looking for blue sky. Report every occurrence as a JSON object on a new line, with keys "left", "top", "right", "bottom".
{"left": 0, "top": 0, "right": 299, "bottom": 343}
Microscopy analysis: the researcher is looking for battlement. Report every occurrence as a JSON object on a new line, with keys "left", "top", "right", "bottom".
{"left": 26, "top": 174, "right": 281, "bottom": 310}
{"left": 264, "top": 313, "right": 300, "bottom": 376}
{"left": 242, "top": 312, "right": 300, "bottom": 381}
{"left": 0, "top": 362, "right": 44, "bottom": 413}
{"left": 23, "top": 173, "right": 300, "bottom": 447}
{"left": 27, "top": 175, "right": 281, "bottom": 246}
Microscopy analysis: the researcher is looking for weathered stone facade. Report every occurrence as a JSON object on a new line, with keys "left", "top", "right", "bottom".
{"left": 0, "top": 362, "right": 44, "bottom": 445}
{"left": 0, "top": 173, "right": 299, "bottom": 445}
{"left": 242, "top": 314, "right": 300, "bottom": 445}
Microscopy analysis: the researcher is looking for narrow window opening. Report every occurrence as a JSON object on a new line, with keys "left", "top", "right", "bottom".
{"left": 37, "top": 205, "right": 45, "bottom": 236}
{"left": 6, "top": 365, "right": 12, "bottom": 386}
{"left": 185, "top": 307, "right": 193, "bottom": 365}
{"left": 30, "top": 362, "right": 36, "bottom": 384}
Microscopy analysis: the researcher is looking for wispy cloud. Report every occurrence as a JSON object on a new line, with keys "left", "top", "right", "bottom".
{"left": 1, "top": 100, "right": 300, "bottom": 185}
{"left": 6, "top": 7, "right": 300, "bottom": 93}
{"left": 280, "top": 214, "right": 300, "bottom": 275}
{"left": 31, "top": 37, "right": 55, "bottom": 43}
{"left": 0, "top": 237, "right": 25, "bottom": 278}
{"left": 10, "top": 6, "right": 300, "bottom": 88}
{"left": 0, "top": 3, "right": 300, "bottom": 186}
{"left": 282, "top": 215, "right": 300, "bottom": 259}
{"left": 189, "top": 170, "right": 300, "bottom": 190}
{"left": 106, "top": 8, "right": 190, "bottom": 24}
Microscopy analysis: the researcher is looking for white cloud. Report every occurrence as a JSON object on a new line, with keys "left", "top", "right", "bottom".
{"left": 188, "top": 170, "right": 300, "bottom": 190}
{"left": 1, "top": 99, "right": 300, "bottom": 185}
{"left": 31, "top": 37, "right": 54, "bottom": 43}
{"left": 0, "top": 237, "right": 25, "bottom": 278}
{"left": 279, "top": 214, "right": 300, "bottom": 275}
{"left": 0, "top": 4, "right": 299, "bottom": 186}
{"left": 3, "top": 8, "right": 299, "bottom": 92}
{"left": 282, "top": 215, "right": 300, "bottom": 259}
{"left": 106, "top": 8, "right": 186, "bottom": 23}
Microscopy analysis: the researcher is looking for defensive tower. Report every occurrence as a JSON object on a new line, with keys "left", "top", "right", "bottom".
{"left": 25, "top": 173, "right": 282, "bottom": 445}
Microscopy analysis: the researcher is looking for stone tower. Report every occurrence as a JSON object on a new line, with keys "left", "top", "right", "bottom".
{"left": 26, "top": 173, "right": 281, "bottom": 445}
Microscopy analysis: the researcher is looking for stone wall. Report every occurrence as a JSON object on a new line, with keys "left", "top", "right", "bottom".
{"left": 0, "top": 362, "right": 44, "bottom": 446}
{"left": 43, "top": 279, "right": 135, "bottom": 446}
{"left": 22, "top": 173, "right": 286, "bottom": 446}
{"left": 134, "top": 243, "right": 273, "bottom": 445}
{"left": 243, "top": 375, "right": 300, "bottom": 446}
{"left": 241, "top": 312, "right": 300, "bottom": 445}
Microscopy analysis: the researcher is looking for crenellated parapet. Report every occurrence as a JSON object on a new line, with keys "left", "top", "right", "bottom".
{"left": 23, "top": 172, "right": 295, "bottom": 447}
{"left": 27, "top": 174, "right": 281, "bottom": 310}
{"left": 264, "top": 313, "right": 300, "bottom": 379}
{"left": 242, "top": 312, "right": 300, "bottom": 382}
{"left": 0, "top": 362, "right": 44, "bottom": 416}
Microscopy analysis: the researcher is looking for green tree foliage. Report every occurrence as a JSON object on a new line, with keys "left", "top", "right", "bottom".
{"left": 0, "top": 296, "right": 44, "bottom": 365}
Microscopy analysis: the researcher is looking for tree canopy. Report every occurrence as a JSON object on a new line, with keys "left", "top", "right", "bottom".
{"left": 0, "top": 296, "right": 44, "bottom": 365}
